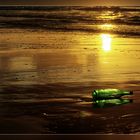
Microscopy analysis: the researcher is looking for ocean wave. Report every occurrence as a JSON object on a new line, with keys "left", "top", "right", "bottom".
{"left": 0, "top": 6, "right": 139, "bottom": 36}
{"left": 0, "top": 23, "right": 139, "bottom": 37}
{"left": 0, "top": 11, "right": 139, "bottom": 25}
{"left": 0, "top": 6, "right": 139, "bottom": 11}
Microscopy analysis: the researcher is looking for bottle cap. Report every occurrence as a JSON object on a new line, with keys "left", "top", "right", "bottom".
{"left": 130, "top": 91, "right": 133, "bottom": 95}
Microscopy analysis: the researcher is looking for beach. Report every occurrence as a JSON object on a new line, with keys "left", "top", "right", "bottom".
{"left": 0, "top": 6, "right": 140, "bottom": 134}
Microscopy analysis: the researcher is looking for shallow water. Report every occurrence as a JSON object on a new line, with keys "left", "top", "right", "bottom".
{"left": 0, "top": 6, "right": 140, "bottom": 134}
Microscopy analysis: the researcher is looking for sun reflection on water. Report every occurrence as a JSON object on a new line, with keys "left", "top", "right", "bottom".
{"left": 101, "top": 33, "right": 112, "bottom": 52}
{"left": 100, "top": 24, "right": 114, "bottom": 30}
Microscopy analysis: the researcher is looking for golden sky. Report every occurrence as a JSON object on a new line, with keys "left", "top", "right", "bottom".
{"left": 0, "top": 0, "right": 140, "bottom": 6}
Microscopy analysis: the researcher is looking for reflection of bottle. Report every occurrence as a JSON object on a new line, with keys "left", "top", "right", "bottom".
{"left": 92, "top": 89, "right": 133, "bottom": 101}
{"left": 93, "top": 99, "right": 133, "bottom": 108}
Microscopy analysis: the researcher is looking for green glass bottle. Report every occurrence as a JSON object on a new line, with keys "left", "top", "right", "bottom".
{"left": 92, "top": 89, "right": 133, "bottom": 101}
{"left": 93, "top": 99, "right": 133, "bottom": 108}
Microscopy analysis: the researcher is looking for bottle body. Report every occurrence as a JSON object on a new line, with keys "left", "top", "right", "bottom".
{"left": 92, "top": 89, "right": 133, "bottom": 101}
{"left": 93, "top": 99, "right": 133, "bottom": 108}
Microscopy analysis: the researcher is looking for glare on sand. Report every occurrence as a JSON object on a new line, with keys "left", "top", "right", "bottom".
{"left": 101, "top": 34, "right": 112, "bottom": 52}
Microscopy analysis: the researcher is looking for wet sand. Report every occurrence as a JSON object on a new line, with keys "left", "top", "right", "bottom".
{"left": 0, "top": 28, "right": 140, "bottom": 134}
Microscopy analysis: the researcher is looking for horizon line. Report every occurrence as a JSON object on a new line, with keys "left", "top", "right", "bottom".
{"left": 0, "top": 5, "right": 140, "bottom": 7}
